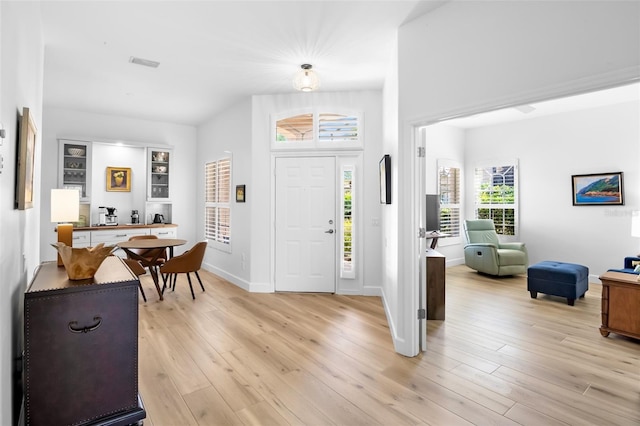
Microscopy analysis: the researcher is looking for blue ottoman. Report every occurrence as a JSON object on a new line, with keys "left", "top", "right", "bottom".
{"left": 527, "top": 261, "right": 589, "bottom": 306}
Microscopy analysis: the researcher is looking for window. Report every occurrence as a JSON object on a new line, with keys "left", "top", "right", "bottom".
{"left": 341, "top": 165, "right": 355, "bottom": 279}
{"left": 274, "top": 110, "right": 361, "bottom": 149}
{"left": 205, "top": 157, "right": 231, "bottom": 248}
{"left": 474, "top": 161, "right": 518, "bottom": 235}
{"left": 276, "top": 113, "right": 313, "bottom": 142}
{"left": 319, "top": 113, "right": 359, "bottom": 142}
{"left": 438, "top": 161, "right": 461, "bottom": 238}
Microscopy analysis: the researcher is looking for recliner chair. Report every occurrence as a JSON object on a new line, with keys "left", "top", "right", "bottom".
{"left": 463, "top": 219, "right": 528, "bottom": 276}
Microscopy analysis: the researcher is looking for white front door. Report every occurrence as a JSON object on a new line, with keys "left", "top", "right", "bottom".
{"left": 275, "top": 157, "right": 336, "bottom": 292}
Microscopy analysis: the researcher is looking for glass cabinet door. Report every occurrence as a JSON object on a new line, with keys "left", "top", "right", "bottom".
{"left": 148, "top": 148, "right": 171, "bottom": 201}
{"left": 58, "top": 140, "right": 92, "bottom": 202}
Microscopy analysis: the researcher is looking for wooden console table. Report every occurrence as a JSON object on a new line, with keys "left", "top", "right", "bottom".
{"left": 426, "top": 249, "right": 445, "bottom": 320}
{"left": 598, "top": 271, "right": 640, "bottom": 340}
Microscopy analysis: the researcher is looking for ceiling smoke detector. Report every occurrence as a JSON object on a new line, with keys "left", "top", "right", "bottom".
{"left": 129, "top": 56, "right": 160, "bottom": 68}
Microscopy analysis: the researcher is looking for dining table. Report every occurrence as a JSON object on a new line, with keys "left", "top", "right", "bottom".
{"left": 117, "top": 238, "right": 186, "bottom": 301}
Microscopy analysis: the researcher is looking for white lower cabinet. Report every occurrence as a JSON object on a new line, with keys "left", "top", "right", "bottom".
{"left": 69, "top": 226, "right": 178, "bottom": 258}
{"left": 150, "top": 227, "right": 177, "bottom": 238}
{"left": 72, "top": 231, "right": 91, "bottom": 248}
{"left": 91, "top": 229, "right": 151, "bottom": 257}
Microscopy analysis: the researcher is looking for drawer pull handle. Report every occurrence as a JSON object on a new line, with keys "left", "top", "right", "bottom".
{"left": 158, "top": 232, "right": 168, "bottom": 235}
{"left": 116, "top": 234, "right": 127, "bottom": 238}
{"left": 68, "top": 316, "right": 102, "bottom": 334}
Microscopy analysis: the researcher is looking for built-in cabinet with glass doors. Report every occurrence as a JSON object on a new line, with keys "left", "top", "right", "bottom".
{"left": 147, "top": 148, "right": 171, "bottom": 201}
{"left": 146, "top": 148, "right": 173, "bottom": 224}
{"left": 58, "top": 140, "right": 92, "bottom": 202}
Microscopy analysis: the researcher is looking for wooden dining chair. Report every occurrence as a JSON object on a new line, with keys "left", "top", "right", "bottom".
{"left": 126, "top": 235, "right": 167, "bottom": 273}
{"left": 123, "top": 258, "right": 148, "bottom": 302}
{"left": 159, "top": 241, "right": 207, "bottom": 299}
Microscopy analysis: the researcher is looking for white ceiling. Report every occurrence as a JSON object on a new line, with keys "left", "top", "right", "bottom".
{"left": 443, "top": 82, "right": 640, "bottom": 129}
{"left": 39, "top": 0, "right": 446, "bottom": 126}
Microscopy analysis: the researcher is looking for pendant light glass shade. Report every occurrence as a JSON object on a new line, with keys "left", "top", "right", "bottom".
{"left": 293, "top": 64, "right": 320, "bottom": 92}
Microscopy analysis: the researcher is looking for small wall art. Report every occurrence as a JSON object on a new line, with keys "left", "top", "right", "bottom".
{"left": 379, "top": 154, "right": 391, "bottom": 204}
{"left": 106, "top": 167, "right": 132, "bottom": 192}
{"left": 571, "top": 171, "right": 624, "bottom": 206}
{"left": 236, "top": 184, "right": 246, "bottom": 202}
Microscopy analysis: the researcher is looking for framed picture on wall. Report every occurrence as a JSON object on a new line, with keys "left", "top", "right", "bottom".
{"left": 379, "top": 154, "right": 391, "bottom": 204}
{"left": 16, "top": 107, "right": 37, "bottom": 210}
{"left": 236, "top": 185, "right": 246, "bottom": 202}
{"left": 571, "top": 171, "right": 624, "bottom": 206}
{"left": 106, "top": 167, "right": 132, "bottom": 192}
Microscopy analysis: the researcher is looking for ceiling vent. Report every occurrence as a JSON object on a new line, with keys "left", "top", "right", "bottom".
{"left": 129, "top": 56, "right": 160, "bottom": 68}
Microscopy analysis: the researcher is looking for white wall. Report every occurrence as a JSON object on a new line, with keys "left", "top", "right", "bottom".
{"left": 0, "top": 2, "right": 44, "bottom": 424}
{"left": 464, "top": 101, "right": 640, "bottom": 279}
{"left": 424, "top": 123, "right": 465, "bottom": 264}
{"left": 394, "top": 0, "right": 640, "bottom": 356}
{"left": 197, "top": 98, "right": 253, "bottom": 288}
{"left": 381, "top": 40, "right": 401, "bottom": 350}
{"left": 91, "top": 144, "right": 147, "bottom": 223}
{"left": 207, "top": 90, "right": 383, "bottom": 294}
{"left": 40, "top": 107, "right": 198, "bottom": 261}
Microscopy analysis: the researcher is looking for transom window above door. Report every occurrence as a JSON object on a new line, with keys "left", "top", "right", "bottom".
{"left": 273, "top": 110, "right": 362, "bottom": 150}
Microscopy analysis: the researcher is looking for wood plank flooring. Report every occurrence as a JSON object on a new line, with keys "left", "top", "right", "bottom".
{"left": 136, "top": 266, "right": 640, "bottom": 425}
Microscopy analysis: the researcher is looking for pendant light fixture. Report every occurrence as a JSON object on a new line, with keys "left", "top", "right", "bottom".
{"left": 293, "top": 64, "right": 320, "bottom": 92}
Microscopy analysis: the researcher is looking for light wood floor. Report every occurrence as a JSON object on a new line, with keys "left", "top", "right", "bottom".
{"left": 136, "top": 266, "right": 640, "bottom": 426}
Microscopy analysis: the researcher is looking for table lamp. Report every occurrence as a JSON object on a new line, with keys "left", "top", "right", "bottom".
{"left": 632, "top": 211, "right": 640, "bottom": 257}
{"left": 51, "top": 189, "right": 79, "bottom": 266}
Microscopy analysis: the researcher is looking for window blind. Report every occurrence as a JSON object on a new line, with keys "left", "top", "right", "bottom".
{"left": 438, "top": 166, "right": 461, "bottom": 237}
{"left": 319, "top": 114, "right": 359, "bottom": 142}
{"left": 205, "top": 158, "right": 231, "bottom": 245}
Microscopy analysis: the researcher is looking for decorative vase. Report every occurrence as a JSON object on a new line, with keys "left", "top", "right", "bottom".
{"left": 51, "top": 242, "right": 116, "bottom": 280}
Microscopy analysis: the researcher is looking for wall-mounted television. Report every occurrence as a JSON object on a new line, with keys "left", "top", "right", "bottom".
{"left": 425, "top": 194, "right": 440, "bottom": 233}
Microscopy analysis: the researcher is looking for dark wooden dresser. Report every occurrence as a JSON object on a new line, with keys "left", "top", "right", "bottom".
{"left": 24, "top": 256, "right": 146, "bottom": 426}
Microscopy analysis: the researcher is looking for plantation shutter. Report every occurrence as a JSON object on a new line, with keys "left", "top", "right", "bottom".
{"left": 319, "top": 113, "right": 359, "bottom": 142}
{"left": 438, "top": 165, "right": 461, "bottom": 237}
{"left": 205, "top": 158, "right": 231, "bottom": 246}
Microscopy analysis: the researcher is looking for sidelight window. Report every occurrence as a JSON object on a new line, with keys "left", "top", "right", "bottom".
{"left": 341, "top": 165, "right": 355, "bottom": 279}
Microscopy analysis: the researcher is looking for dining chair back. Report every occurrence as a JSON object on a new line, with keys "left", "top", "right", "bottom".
{"left": 123, "top": 258, "right": 147, "bottom": 302}
{"left": 127, "top": 234, "right": 167, "bottom": 266}
{"left": 159, "top": 241, "right": 207, "bottom": 299}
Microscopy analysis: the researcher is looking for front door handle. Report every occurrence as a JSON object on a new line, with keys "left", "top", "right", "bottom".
{"left": 325, "top": 229, "right": 334, "bottom": 234}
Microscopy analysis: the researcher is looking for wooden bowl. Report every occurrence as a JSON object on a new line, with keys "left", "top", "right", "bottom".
{"left": 51, "top": 243, "right": 116, "bottom": 280}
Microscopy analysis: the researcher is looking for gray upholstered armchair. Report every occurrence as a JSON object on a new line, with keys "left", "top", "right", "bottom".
{"left": 463, "top": 219, "right": 528, "bottom": 276}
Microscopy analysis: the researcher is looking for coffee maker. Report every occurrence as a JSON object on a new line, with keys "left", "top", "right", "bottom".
{"left": 105, "top": 207, "right": 118, "bottom": 226}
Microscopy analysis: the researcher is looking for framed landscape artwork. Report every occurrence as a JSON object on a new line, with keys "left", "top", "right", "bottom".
{"left": 571, "top": 171, "right": 624, "bottom": 206}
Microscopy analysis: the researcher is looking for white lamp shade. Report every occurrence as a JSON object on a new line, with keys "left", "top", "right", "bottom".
{"left": 51, "top": 189, "right": 80, "bottom": 222}
{"left": 632, "top": 211, "right": 640, "bottom": 238}
{"left": 293, "top": 64, "right": 320, "bottom": 92}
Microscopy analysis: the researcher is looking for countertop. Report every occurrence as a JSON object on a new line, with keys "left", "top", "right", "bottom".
{"left": 75, "top": 223, "right": 178, "bottom": 231}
